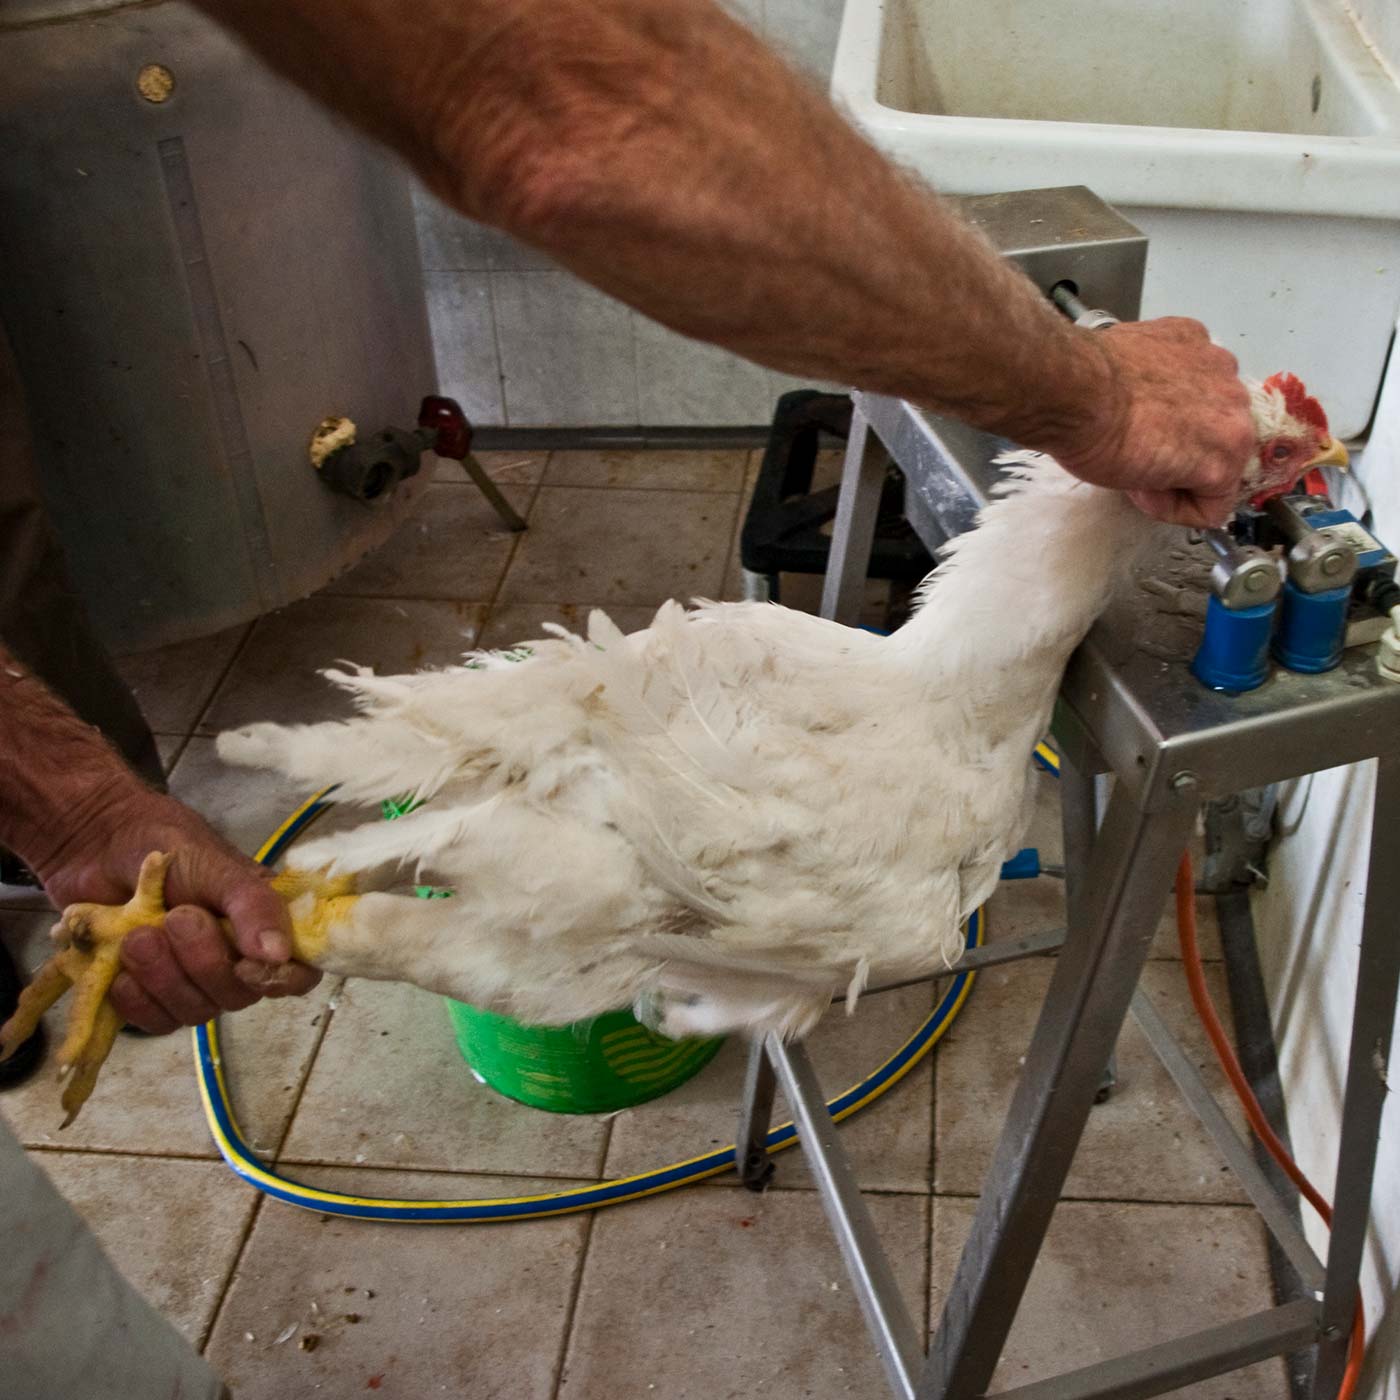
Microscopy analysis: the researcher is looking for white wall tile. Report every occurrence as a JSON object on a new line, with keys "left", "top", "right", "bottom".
{"left": 722, "top": 0, "right": 766, "bottom": 33}
{"left": 492, "top": 271, "right": 638, "bottom": 426}
{"left": 423, "top": 270, "right": 505, "bottom": 425}
{"left": 765, "top": 0, "right": 845, "bottom": 82}
{"left": 488, "top": 231, "right": 560, "bottom": 272}
{"left": 411, "top": 185, "right": 494, "bottom": 272}
{"left": 635, "top": 316, "right": 781, "bottom": 425}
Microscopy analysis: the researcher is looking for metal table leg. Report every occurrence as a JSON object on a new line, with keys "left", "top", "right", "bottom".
{"left": 736, "top": 1036, "right": 778, "bottom": 1191}
{"left": 456, "top": 452, "right": 528, "bottom": 531}
{"left": 921, "top": 778, "right": 1200, "bottom": 1399}
{"left": 1058, "top": 754, "right": 1118, "bottom": 1103}
{"left": 1311, "top": 750, "right": 1400, "bottom": 1399}
{"left": 820, "top": 406, "right": 887, "bottom": 624}
{"left": 769, "top": 1035, "right": 924, "bottom": 1399}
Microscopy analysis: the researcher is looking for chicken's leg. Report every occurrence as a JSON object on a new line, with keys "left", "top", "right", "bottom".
{"left": 0, "top": 852, "right": 357, "bottom": 1125}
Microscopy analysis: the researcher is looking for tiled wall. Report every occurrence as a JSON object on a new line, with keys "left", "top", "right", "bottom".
{"left": 415, "top": 0, "right": 847, "bottom": 429}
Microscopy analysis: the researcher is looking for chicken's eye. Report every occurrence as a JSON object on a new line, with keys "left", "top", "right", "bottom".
{"left": 1271, "top": 443, "right": 1292, "bottom": 462}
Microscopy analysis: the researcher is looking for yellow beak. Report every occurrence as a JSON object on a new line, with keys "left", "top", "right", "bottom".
{"left": 1307, "top": 437, "right": 1350, "bottom": 471}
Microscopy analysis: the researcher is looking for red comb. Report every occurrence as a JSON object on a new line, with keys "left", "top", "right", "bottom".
{"left": 1263, "top": 372, "right": 1329, "bottom": 436}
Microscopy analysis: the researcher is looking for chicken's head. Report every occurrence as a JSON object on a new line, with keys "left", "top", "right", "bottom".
{"left": 1243, "top": 372, "right": 1348, "bottom": 507}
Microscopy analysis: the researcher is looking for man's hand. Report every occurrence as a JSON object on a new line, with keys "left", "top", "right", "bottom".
{"left": 1036, "top": 319, "right": 1256, "bottom": 528}
{"left": 34, "top": 787, "right": 319, "bottom": 1034}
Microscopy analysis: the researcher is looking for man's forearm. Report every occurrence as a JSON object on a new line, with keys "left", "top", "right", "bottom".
{"left": 0, "top": 643, "right": 146, "bottom": 875}
{"left": 193, "top": 0, "right": 1106, "bottom": 454}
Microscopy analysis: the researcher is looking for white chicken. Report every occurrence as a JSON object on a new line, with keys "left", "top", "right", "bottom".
{"left": 0, "top": 373, "right": 1346, "bottom": 1119}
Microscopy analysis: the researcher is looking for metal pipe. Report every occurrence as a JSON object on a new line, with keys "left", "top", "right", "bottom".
{"left": 863, "top": 927, "right": 1066, "bottom": 998}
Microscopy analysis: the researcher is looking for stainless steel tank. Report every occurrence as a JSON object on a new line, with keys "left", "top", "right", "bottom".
{"left": 0, "top": 0, "right": 438, "bottom": 650}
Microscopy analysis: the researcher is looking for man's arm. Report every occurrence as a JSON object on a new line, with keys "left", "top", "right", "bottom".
{"left": 0, "top": 646, "right": 319, "bottom": 1032}
{"left": 196, "top": 0, "right": 1252, "bottom": 525}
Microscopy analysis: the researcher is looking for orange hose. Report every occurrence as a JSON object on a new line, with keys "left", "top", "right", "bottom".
{"left": 1175, "top": 853, "right": 1365, "bottom": 1399}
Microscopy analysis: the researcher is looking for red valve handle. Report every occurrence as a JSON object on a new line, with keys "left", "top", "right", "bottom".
{"left": 418, "top": 395, "right": 474, "bottom": 460}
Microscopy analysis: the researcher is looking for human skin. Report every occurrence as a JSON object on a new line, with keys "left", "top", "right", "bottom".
{"left": 197, "top": 0, "right": 1254, "bottom": 526}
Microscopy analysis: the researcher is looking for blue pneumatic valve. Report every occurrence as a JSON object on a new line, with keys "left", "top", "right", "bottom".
{"left": 1266, "top": 497, "right": 1359, "bottom": 674}
{"left": 1191, "top": 529, "right": 1282, "bottom": 692}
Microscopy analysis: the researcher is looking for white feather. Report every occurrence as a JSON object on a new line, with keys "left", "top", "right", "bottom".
{"left": 221, "top": 383, "right": 1297, "bottom": 1043}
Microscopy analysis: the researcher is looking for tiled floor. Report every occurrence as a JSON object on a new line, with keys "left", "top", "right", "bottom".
{"left": 0, "top": 448, "right": 1286, "bottom": 1398}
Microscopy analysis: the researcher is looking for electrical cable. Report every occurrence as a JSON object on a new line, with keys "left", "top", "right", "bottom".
{"left": 1175, "top": 853, "right": 1366, "bottom": 1398}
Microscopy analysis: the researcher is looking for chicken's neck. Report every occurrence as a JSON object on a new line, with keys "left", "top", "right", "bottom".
{"left": 889, "top": 454, "right": 1153, "bottom": 721}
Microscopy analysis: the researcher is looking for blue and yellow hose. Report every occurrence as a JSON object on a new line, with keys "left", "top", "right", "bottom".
{"left": 193, "top": 737, "right": 1057, "bottom": 1222}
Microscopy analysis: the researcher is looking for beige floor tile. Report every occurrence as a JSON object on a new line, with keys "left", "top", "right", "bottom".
{"left": 935, "top": 960, "right": 1251, "bottom": 1202}
{"left": 202, "top": 595, "right": 485, "bottom": 733}
{"left": 546, "top": 448, "right": 748, "bottom": 492}
{"left": 498, "top": 486, "right": 738, "bottom": 607}
{"left": 157, "top": 734, "right": 187, "bottom": 771}
{"left": 604, "top": 984, "right": 940, "bottom": 1193}
{"left": 324, "top": 482, "right": 532, "bottom": 602}
{"left": 205, "top": 1166, "right": 588, "bottom": 1400}
{"left": 475, "top": 601, "right": 661, "bottom": 651}
{"left": 115, "top": 624, "right": 252, "bottom": 736}
{"left": 279, "top": 978, "right": 610, "bottom": 1179}
{"left": 34, "top": 1151, "right": 258, "bottom": 1344}
{"left": 3, "top": 907, "right": 335, "bottom": 1156}
{"left": 434, "top": 448, "right": 548, "bottom": 485}
{"left": 929, "top": 1197, "right": 1286, "bottom": 1398}
{"left": 559, "top": 1187, "right": 928, "bottom": 1398}
{"left": 1021, "top": 765, "right": 1066, "bottom": 865}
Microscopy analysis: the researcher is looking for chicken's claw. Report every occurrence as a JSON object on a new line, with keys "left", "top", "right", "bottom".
{"left": 0, "top": 850, "right": 173, "bottom": 1126}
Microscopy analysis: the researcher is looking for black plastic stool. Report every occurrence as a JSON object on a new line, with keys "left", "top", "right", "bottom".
{"left": 739, "top": 391, "right": 933, "bottom": 604}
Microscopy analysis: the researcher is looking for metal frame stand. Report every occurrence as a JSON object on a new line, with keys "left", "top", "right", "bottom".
{"left": 733, "top": 187, "right": 1400, "bottom": 1399}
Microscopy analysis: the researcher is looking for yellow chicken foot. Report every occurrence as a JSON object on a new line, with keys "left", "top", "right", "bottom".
{"left": 0, "top": 851, "right": 356, "bottom": 1126}
{"left": 0, "top": 851, "right": 172, "bottom": 1126}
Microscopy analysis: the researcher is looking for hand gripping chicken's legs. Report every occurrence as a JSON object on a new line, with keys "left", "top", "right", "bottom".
{"left": 0, "top": 851, "right": 357, "bottom": 1126}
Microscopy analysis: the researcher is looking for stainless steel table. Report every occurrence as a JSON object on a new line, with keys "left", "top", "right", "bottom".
{"left": 734, "top": 187, "right": 1400, "bottom": 1400}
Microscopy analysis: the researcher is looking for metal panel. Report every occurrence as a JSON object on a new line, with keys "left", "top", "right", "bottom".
{"left": 0, "top": 2, "right": 436, "bottom": 649}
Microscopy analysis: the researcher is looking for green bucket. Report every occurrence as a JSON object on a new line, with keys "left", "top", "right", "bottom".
{"left": 445, "top": 1000, "right": 725, "bottom": 1114}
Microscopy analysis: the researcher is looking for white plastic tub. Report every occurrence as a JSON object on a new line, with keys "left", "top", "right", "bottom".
{"left": 831, "top": 0, "right": 1400, "bottom": 438}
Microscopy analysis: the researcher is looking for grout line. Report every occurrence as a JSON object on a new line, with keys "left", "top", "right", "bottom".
{"left": 199, "top": 1189, "right": 267, "bottom": 1353}
{"left": 180, "top": 622, "right": 258, "bottom": 757}
{"left": 549, "top": 1209, "right": 596, "bottom": 1400}
{"left": 927, "top": 1188, "right": 1264, "bottom": 1210}
{"left": 718, "top": 461, "right": 753, "bottom": 598}
{"left": 266, "top": 974, "right": 349, "bottom": 1165}
{"left": 308, "top": 591, "right": 503, "bottom": 608}
{"left": 525, "top": 478, "right": 751, "bottom": 496}
{"left": 21, "top": 1142, "right": 222, "bottom": 1164}
{"left": 473, "top": 427, "right": 770, "bottom": 452}
{"left": 627, "top": 308, "right": 642, "bottom": 430}
{"left": 484, "top": 268, "right": 511, "bottom": 427}
{"left": 548, "top": 1111, "right": 615, "bottom": 1400}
